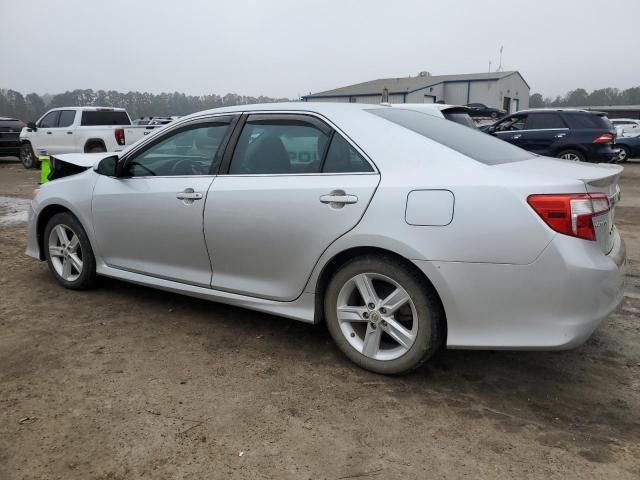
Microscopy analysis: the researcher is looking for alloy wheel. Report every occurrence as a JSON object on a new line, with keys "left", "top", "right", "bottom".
{"left": 560, "top": 152, "right": 581, "bottom": 162}
{"left": 336, "top": 273, "right": 418, "bottom": 361}
{"left": 48, "top": 224, "right": 83, "bottom": 282}
{"left": 617, "top": 148, "right": 628, "bottom": 163}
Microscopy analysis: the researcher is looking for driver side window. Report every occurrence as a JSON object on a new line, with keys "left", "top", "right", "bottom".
{"left": 496, "top": 115, "right": 527, "bottom": 131}
{"left": 125, "top": 121, "right": 230, "bottom": 177}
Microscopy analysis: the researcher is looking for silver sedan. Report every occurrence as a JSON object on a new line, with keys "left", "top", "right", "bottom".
{"left": 26, "top": 103, "right": 626, "bottom": 374}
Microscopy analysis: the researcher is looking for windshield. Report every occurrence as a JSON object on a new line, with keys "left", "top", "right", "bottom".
{"left": 368, "top": 108, "right": 535, "bottom": 165}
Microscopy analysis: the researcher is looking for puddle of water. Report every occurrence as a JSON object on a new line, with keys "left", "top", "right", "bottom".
{"left": 0, "top": 196, "right": 31, "bottom": 226}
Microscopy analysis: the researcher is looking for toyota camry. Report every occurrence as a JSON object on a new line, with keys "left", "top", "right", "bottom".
{"left": 26, "top": 103, "right": 626, "bottom": 374}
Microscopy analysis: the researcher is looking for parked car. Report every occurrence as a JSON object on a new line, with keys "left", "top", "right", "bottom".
{"left": 26, "top": 103, "right": 625, "bottom": 375}
{"left": 481, "top": 108, "right": 618, "bottom": 163}
{"left": 0, "top": 117, "right": 26, "bottom": 157}
{"left": 615, "top": 133, "right": 640, "bottom": 162}
{"left": 389, "top": 104, "right": 477, "bottom": 128}
{"left": 148, "top": 116, "right": 174, "bottom": 126}
{"left": 610, "top": 118, "right": 640, "bottom": 137}
{"left": 465, "top": 102, "right": 506, "bottom": 119}
{"left": 19, "top": 107, "right": 164, "bottom": 169}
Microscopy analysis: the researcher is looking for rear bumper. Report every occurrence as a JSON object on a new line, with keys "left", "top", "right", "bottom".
{"left": 585, "top": 145, "right": 619, "bottom": 163}
{"left": 415, "top": 228, "right": 626, "bottom": 350}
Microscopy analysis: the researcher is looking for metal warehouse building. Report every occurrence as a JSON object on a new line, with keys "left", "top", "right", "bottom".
{"left": 303, "top": 70, "right": 530, "bottom": 113}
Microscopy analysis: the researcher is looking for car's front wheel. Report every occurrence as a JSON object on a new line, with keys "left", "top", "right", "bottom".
{"left": 324, "top": 255, "right": 445, "bottom": 375}
{"left": 20, "top": 143, "right": 37, "bottom": 169}
{"left": 616, "top": 145, "right": 630, "bottom": 163}
{"left": 44, "top": 212, "right": 97, "bottom": 290}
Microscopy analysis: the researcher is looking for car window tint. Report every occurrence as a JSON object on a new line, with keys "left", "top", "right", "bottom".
{"left": 563, "top": 113, "right": 612, "bottom": 129}
{"left": 525, "top": 113, "right": 565, "bottom": 130}
{"left": 368, "top": 108, "right": 534, "bottom": 165}
{"left": 39, "top": 111, "right": 60, "bottom": 128}
{"left": 229, "top": 119, "right": 329, "bottom": 174}
{"left": 323, "top": 134, "right": 373, "bottom": 173}
{"left": 496, "top": 115, "right": 527, "bottom": 131}
{"left": 58, "top": 110, "right": 76, "bottom": 128}
{"left": 81, "top": 111, "right": 131, "bottom": 126}
{"left": 126, "top": 123, "right": 229, "bottom": 177}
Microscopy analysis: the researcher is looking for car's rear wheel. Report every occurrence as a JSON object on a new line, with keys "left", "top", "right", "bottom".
{"left": 557, "top": 149, "right": 585, "bottom": 162}
{"left": 490, "top": 111, "right": 498, "bottom": 119}
{"left": 324, "top": 255, "right": 445, "bottom": 375}
{"left": 20, "top": 143, "right": 37, "bottom": 169}
{"left": 616, "top": 145, "right": 630, "bottom": 163}
{"left": 44, "top": 212, "right": 97, "bottom": 290}
{"left": 86, "top": 144, "right": 106, "bottom": 153}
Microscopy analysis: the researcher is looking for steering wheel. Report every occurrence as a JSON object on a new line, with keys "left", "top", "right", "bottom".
{"left": 169, "top": 158, "right": 207, "bottom": 176}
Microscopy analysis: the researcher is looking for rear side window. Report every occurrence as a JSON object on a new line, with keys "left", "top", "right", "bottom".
{"left": 563, "top": 113, "right": 612, "bottom": 130}
{"left": 323, "top": 134, "right": 373, "bottom": 173}
{"left": 81, "top": 111, "right": 131, "bottom": 126}
{"left": 58, "top": 110, "right": 76, "bottom": 128}
{"left": 229, "top": 118, "right": 329, "bottom": 174}
{"left": 525, "top": 113, "right": 566, "bottom": 130}
{"left": 368, "top": 108, "right": 534, "bottom": 165}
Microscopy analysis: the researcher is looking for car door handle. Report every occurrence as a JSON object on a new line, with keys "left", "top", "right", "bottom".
{"left": 46, "top": 131, "right": 52, "bottom": 135}
{"left": 176, "top": 189, "right": 203, "bottom": 201}
{"left": 320, "top": 192, "right": 358, "bottom": 205}
{"left": 66, "top": 131, "right": 73, "bottom": 134}
{"left": 511, "top": 134, "right": 522, "bottom": 139}
{"left": 554, "top": 133, "right": 567, "bottom": 138}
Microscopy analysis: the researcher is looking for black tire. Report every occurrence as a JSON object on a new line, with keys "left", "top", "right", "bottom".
{"left": 616, "top": 145, "right": 630, "bottom": 163}
{"left": 490, "top": 111, "right": 498, "bottom": 119}
{"left": 324, "top": 255, "right": 445, "bottom": 375}
{"left": 86, "top": 144, "right": 106, "bottom": 153}
{"left": 20, "top": 143, "right": 38, "bottom": 169}
{"left": 43, "top": 212, "right": 97, "bottom": 290}
{"left": 557, "top": 149, "right": 586, "bottom": 162}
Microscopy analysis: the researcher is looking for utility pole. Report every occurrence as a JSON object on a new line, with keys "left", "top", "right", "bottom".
{"left": 497, "top": 46, "right": 504, "bottom": 72}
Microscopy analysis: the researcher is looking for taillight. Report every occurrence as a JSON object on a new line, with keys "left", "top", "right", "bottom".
{"left": 593, "top": 133, "right": 613, "bottom": 144}
{"left": 115, "top": 128, "right": 125, "bottom": 146}
{"left": 527, "top": 193, "right": 610, "bottom": 241}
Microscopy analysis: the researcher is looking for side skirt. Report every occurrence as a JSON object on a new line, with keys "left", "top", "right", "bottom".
{"left": 96, "top": 263, "right": 316, "bottom": 323}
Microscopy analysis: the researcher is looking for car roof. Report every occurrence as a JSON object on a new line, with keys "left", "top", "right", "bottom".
{"left": 515, "top": 108, "right": 606, "bottom": 115}
{"left": 47, "top": 106, "right": 128, "bottom": 112}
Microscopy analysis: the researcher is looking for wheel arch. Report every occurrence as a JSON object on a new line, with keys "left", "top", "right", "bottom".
{"left": 312, "top": 246, "right": 447, "bottom": 340}
{"left": 83, "top": 138, "right": 106, "bottom": 152}
{"left": 36, "top": 204, "right": 75, "bottom": 260}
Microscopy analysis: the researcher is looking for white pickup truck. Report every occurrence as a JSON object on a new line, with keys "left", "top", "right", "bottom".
{"left": 19, "top": 106, "right": 165, "bottom": 168}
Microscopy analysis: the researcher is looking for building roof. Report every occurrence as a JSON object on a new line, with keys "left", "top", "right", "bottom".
{"left": 304, "top": 71, "right": 528, "bottom": 99}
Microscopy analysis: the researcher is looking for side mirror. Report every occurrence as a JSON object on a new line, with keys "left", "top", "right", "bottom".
{"left": 27, "top": 121, "right": 37, "bottom": 131}
{"left": 95, "top": 155, "right": 119, "bottom": 177}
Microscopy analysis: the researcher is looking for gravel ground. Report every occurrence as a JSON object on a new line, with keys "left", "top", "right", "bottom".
{"left": 0, "top": 156, "right": 639, "bottom": 479}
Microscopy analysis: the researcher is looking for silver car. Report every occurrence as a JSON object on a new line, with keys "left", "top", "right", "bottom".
{"left": 26, "top": 103, "right": 626, "bottom": 374}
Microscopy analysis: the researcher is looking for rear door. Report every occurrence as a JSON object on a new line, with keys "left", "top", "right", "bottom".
{"left": 205, "top": 113, "right": 380, "bottom": 301}
{"left": 48, "top": 110, "right": 78, "bottom": 154}
{"left": 518, "top": 112, "right": 569, "bottom": 155}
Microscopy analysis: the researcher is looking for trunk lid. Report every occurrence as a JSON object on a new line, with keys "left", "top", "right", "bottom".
{"left": 497, "top": 156, "right": 622, "bottom": 254}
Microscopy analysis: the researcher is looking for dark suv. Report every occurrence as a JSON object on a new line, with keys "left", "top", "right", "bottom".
{"left": 482, "top": 109, "right": 617, "bottom": 162}
{"left": 0, "top": 117, "right": 25, "bottom": 157}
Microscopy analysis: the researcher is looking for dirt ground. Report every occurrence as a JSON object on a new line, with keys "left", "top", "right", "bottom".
{"left": 0, "top": 156, "right": 639, "bottom": 479}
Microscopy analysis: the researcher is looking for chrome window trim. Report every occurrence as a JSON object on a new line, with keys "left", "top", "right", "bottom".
{"left": 495, "top": 128, "right": 570, "bottom": 133}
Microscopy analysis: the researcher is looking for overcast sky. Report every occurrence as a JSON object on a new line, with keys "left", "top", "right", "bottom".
{"left": 2, "top": 0, "right": 639, "bottom": 99}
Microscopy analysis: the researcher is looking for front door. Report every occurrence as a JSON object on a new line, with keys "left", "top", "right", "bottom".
{"left": 493, "top": 114, "right": 528, "bottom": 148}
{"left": 92, "top": 117, "right": 234, "bottom": 286}
{"left": 205, "top": 114, "right": 380, "bottom": 301}
{"left": 48, "top": 109, "right": 78, "bottom": 154}
{"left": 33, "top": 110, "right": 60, "bottom": 155}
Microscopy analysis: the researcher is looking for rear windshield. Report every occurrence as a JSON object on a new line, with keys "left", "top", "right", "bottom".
{"left": 563, "top": 113, "right": 612, "bottom": 130}
{"left": 81, "top": 111, "right": 131, "bottom": 126}
{"left": 368, "top": 108, "right": 534, "bottom": 165}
